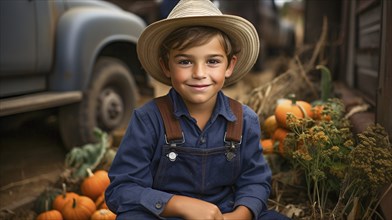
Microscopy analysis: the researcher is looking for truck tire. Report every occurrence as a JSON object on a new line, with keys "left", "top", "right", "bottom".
{"left": 59, "top": 57, "right": 138, "bottom": 150}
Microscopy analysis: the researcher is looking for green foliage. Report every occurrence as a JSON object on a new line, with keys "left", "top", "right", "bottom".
{"left": 33, "top": 187, "right": 62, "bottom": 214}
{"left": 65, "top": 128, "right": 110, "bottom": 179}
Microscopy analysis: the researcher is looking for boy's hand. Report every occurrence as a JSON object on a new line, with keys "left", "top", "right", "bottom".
{"left": 222, "top": 205, "right": 253, "bottom": 220}
{"left": 161, "top": 195, "right": 224, "bottom": 220}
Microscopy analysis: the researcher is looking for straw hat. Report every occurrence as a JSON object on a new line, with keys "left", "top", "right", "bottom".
{"left": 137, "top": 0, "right": 260, "bottom": 87}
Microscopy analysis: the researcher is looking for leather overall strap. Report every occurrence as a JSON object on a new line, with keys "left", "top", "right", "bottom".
{"left": 155, "top": 96, "right": 183, "bottom": 142}
{"left": 154, "top": 95, "right": 243, "bottom": 144}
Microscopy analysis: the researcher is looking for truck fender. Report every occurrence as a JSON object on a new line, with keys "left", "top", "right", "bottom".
{"left": 50, "top": 7, "right": 145, "bottom": 91}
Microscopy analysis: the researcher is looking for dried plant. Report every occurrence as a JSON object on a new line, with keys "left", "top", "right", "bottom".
{"left": 331, "top": 124, "right": 392, "bottom": 220}
{"left": 284, "top": 98, "right": 355, "bottom": 219}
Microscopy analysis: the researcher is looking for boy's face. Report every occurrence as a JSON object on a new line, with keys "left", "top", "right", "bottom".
{"left": 160, "top": 36, "right": 237, "bottom": 107}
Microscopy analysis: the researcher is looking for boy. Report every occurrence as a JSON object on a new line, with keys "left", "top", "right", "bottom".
{"left": 105, "top": 0, "right": 289, "bottom": 219}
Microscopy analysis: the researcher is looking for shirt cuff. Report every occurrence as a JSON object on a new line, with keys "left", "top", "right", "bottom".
{"left": 140, "top": 188, "right": 174, "bottom": 218}
{"left": 235, "top": 197, "right": 265, "bottom": 220}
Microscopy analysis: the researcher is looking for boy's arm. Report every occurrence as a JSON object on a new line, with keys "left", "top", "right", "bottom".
{"left": 161, "top": 195, "right": 224, "bottom": 220}
{"left": 105, "top": 106, "right": 173, "bottom": 218}
{"left": 232, "top": 107, "right": 272, "bottom": 219}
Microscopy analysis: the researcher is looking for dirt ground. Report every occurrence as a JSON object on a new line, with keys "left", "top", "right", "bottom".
{"left": 0, "top": 59, "right": 282, "bottom": 219}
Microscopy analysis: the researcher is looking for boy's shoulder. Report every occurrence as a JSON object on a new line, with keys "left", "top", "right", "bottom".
{"left": 241, "top": 103, "right": 260, "bottom": 121}
{"left": 223, "top": 94, "right": 259, "bottom": 122}
{"left": 134, "top": 98, "right": 161, "bottom": 118}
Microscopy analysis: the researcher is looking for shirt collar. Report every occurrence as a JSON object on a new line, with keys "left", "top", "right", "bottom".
{"left": 168, "top": 88, "right": 237, "bottom": 122}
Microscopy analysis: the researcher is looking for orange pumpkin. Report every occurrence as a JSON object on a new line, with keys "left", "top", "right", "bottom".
{"left": 81, "top": 169, "right": 110, "bottom": 200}
{"left": 312, "top": 105, "right": 331, "bottom": 121}
{"left": 262, "top": 115, "right": 278, "bottom": 137}
{"left": 53, "top": 183, "right": 79, "bottom": 211}
{"left": 36, "top": 209, "right": 63, "bottom": 220}
{"left": 61, "top": 196, "right": 96, "bottom": 220}
{"left": 260, "top": 139, "right": 274, "bottom": 154}
{"left": 90, "top": 209, "right": 116, "bottom": 220}
{"left": 272, "top": 128, "right": 290, "bottom": 155}
{"left": 95, "top": 192, "right": 108, "bottom": 209}
{"left": 275, "top": 96, "right": 312, "bottom": 129}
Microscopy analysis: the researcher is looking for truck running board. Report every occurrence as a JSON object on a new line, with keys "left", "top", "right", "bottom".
{"left": 0, "top": 91, "right": 82, "bottom": 116}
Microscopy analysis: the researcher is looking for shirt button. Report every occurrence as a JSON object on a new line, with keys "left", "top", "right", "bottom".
{"left": 155, "top": 201, "right": 162, "bottom": 209}
{"left": 200, "top": 137, "right": 206, "bottom": 144}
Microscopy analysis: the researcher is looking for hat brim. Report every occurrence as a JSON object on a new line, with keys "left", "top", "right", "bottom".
{"left": 137, "top": 15, "right": 260, "bottom": 87}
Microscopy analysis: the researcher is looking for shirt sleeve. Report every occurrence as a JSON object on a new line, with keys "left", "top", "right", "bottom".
{"left": 105, "top": 105, "right": 174, "bottom": 218}
{"left": 233, "top": 106, "right": 272, "bottom": 219}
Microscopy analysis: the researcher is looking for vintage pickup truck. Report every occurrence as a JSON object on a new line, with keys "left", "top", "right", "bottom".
{"left": 0, "top": 0, "right": 148, "bottom": 149}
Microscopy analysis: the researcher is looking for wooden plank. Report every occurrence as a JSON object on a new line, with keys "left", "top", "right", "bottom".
{"left": 358, "top": 3, "right": 381, "bottom": 27}
{"left": 378, "top": 10, "right": 392, "bottom": 211}
{"left": 357, "top": 0, "right": 380, "bottom": 14}
{"left": 356, "top": 69, "right": 378, "bottom": 101}
{"left": 355, "top": 51, "right": 379, "bottom": 70}
{"left": 359, "top": 24, "right": 380, "bottom": 48}
{"left": 377, "top": 0, "right": 392, "bottom": 140}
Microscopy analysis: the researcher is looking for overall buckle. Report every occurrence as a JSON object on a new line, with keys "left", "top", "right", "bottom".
{"left": 165, "top": 132, "right": 185, "bottom": 162}
{"left": 224, "top": 132, "right": 242, "bottom": 161}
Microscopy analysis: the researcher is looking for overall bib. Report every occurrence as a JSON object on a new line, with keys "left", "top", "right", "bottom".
{"left": 154, "top": 95, "right": 243, "bottom": 214}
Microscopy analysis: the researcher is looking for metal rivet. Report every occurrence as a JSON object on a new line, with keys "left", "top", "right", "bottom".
{"left": 155, "top": 202, "right": 162, "bottom": 209}
{"left": 167, "top": 152, "right": 177, "bottom": 161}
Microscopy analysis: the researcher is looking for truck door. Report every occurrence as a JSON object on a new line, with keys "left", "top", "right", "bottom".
{"left": 0, "top": 0, "right": 54, "bottom": 97}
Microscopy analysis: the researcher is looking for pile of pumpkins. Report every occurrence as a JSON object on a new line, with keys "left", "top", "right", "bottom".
{"left": 260, "top": 94, "right": 324, "bottom": 156}
{"left": 36, "top": 168, "right": 115, "bottom": 220}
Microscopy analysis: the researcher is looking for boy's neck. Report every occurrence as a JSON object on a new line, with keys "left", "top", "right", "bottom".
{"left": 184, "top": 98, "right": 216, "bottom": 131}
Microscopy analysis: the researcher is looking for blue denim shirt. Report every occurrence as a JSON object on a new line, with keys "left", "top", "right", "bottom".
{"left": 105, "top": 88, "right": 272, "bottom": 219}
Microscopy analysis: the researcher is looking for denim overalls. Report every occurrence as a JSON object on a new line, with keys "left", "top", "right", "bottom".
{"left": 154, "top": 95, "right": 243, "bottom": 213}
{"left": 108, "top": 90, "right": 289, "bottom": 220}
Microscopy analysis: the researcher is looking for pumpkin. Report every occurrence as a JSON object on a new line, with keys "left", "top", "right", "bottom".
{"left": 81, "top": 169, "right": 110, "bottom": 200}
{"left": 272, "top": 128, "right": 290, "bottom": 155}
{"left": 36, "top": 200, "right": 63, "bottom": 220}
{"left": 262, "top": 115, "right": 278, "bottom": 137}
{"left": 61, "top": 196, "right": 96, "bottom": 220}
{"left": 312, "top": 105, "right": 331, "bottom": 121}
{"left": 53, "top": 183, "right": 79, "bottom": 211}
{"left": 274, "top": 95, "right": 312, "bottom": 129}
{"left": 95, "top": 192, "right": 108, "bottom": 209}
{"left": 260, "top": 139, "right": 274, "bottom": 154}
{"left": 90, "top": 209, "right": 116, "bottom": 220}
{"left": 36, "top": 209, "right": 63, "bottom": 220}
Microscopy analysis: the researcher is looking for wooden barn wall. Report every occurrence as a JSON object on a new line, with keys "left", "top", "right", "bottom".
{"left": 305, "top": 0, "right": 391, "bottom": 136}
{"left": 377, "top": 0, "right": 392, "bottom": 147}
{"left": 355, "top": 0, "right": 381, "bottom": 105}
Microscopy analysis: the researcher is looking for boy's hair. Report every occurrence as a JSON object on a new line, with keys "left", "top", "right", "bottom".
{"left": 159, "top": 26, "right": 241, "bottom": 70}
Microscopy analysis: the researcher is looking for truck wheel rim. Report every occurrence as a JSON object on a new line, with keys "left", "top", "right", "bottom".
{"left": 98, "top": 87, "right": 124, "bottom": 129}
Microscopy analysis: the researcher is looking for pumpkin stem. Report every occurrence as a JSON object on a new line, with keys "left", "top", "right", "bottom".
{"left": 297, "top": 104, "right": 308, "bottom": 118}
{"left": 86, "top": 168, "right": 94, "bottom": 177}
{"left": 316, "top": 65, "right": 332, "bottom": 102}
{"left": 61, "top": 183, "right": 67, "bottom": 197}
{"left": 45, "top": 199, "right": 49, "bottom": 212}
{"left": 287, "top": 93, "right": 297, "bottom": 105}
{"left": 72, "top": 198, "right": 77, "bottom": 209}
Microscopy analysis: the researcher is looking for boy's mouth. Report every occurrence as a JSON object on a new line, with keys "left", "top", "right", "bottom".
{"left": 188, "top": 84, "right": 211, "bottom": 90}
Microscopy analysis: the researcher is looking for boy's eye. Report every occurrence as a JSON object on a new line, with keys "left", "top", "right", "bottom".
{"left": 178, "top": 60, "right": 191, "bottom": 65}
{"left": 207, "top": 59, "right": 221, "bottom": 65}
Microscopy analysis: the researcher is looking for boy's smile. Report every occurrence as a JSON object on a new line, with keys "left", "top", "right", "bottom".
{"left": 161, "top": 35, "right": 237, "bottom": 110}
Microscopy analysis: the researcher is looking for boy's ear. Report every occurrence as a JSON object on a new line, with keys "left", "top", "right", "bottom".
{"left": 159, "top": 58, "right": 171, "bottom": 78}
{"left": 225, "top": 55, "right": 238, "bottom": 78}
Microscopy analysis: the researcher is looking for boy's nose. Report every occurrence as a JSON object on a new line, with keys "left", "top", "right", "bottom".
{"left": 192, "top": 63, "right": 207, "bottom": 79}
